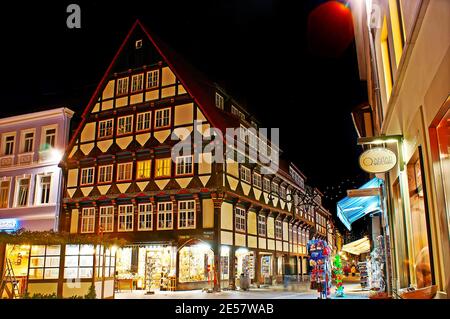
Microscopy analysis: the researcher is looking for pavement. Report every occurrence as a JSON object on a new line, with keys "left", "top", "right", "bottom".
{"left": 115, "top": 277, "right": 369, "bottom": 299}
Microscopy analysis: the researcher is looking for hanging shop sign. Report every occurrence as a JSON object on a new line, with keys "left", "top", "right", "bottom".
{"left": 359, "top": 147, "right": 397, "bottom": 173}
{"left": 0, "top": 218, "right": 19, "bottom": 232}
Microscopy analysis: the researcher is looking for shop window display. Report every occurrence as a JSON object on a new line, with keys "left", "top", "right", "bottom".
{"left": 220, "top": 246, "right": 230, "bottom": 281}
{"left": 64, "top": 244, "right": 95, "bottom": 279}
{"left": 29, "top": 245, "right": 61, "bottom": 280}
{"left": 407, "top": 152, "right": 433, "bottom": 288}
{"left": 179, "top": 244, "right": 214, "bottom": 282}
{"left": 4, "top": 244, "right": 31, "bottom": 295}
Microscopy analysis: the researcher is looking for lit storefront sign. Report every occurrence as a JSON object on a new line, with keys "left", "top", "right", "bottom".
{"left": 359, "top": 147, "right": 397, "bottom": 173}
{"left": 0, "top": 218, "right": 19, "bottom": 231}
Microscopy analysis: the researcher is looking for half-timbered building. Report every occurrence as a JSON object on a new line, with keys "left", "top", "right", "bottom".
{"left": 60, "top": 20, "right": 333, "bottom": 292}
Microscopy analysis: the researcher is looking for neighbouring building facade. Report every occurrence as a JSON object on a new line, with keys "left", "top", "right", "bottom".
{"left": 0, "top": 108, "right": 74, "bottom": 231}
{"left": 350, "top": 0, "right": 450, "bottom": 298}
{"left": 58, "top": 20, "right": 334, "bottom": 292}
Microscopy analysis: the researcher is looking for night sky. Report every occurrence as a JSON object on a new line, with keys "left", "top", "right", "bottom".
{"left": 0, "top": 0, "right": 369, "bottom": 230}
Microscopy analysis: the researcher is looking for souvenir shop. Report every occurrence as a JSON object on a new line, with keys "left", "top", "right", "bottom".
{"left": 234, "top": 248, "right": 255, "bottom": 288}
{"left": 115, "top": 242, "right": 215, "bottom": 291}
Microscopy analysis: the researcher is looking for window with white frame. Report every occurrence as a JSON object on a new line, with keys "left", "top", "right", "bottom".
{"left": 155, "top": 108, "right": 171, "bottom": 128}
{"left": 253, "top": 173, "right": 262, "bottom": 189}
{"left": 137, "top": 112, "right": 151, "bottom": 131}
{"left": 29, "top": 245, "right": 61, "bottom": 280}
{"left": 22, "top": 131, "right": 35, "bottom": 153}
{"left": 0, "top": 180, "right": 11, "bottom": 208}
{"left": 231, "top": 105, "right": 239, "bottom": 117}
{"left": 81, "top": 207, "right": 95, "bottom": 233}
{"left": 263, "top": 178, "right": 271, "bottom": 192}
{"left": 240, "top": 166, "right": 251, "bottom": 183}
{"left": 235, "top": 207, "right": 246, "bottom": 232}
{"left": 215, "top": 93, "right": 224, "bottom": 110}
{"left": 147, "top": 70, "right": 159, "bottom": 89}
{"left": 64, "top": 244, "right": 95, "bottom": 279}
{"left": 136, "top": 160, "right": 151, "bottom": 179}
{"left": 118, "top": 205, "right": 134, "bottom": 231}
{"left": 138, "top": 203, "right": 153, "bottom": 231}
{"left": 117, "top": 77, "right": 129, "bottom": 95}
{"left": 280, "top": 186, "right": 286, "bottom": 200}
{"left": 239, "top": 125, "right": 249, "bottom": 144}
{"left": 258, "top": 215, "right": 266, "bottom": 236}
{"left": 272, "top": 182, "right": 279, "bottom": 195}
{"left": 117, "top": 115, "right": 133, "bottom": 135}
{"left": 117, "top": 162, "right": 133, "bottom": 181}
{"left": 176, "top": 156, "right": 193, "bottom": 176}
{"left": 81, "top": 167, "right": 95, "bottom": 185}
{"left": 178, "top": 200, "right": 195, "bottom": 229}
{"left": 98, "top": 119, "right": 113, "bottom": 138}
{"left": 293, "top": 226, "right": 298, "bottom": 244}
{"left": 3, "top": 134, "right": 15, "bottom": 155}
{"left": 16, "top": 177, "right": 30, "bottom": 207}
{"left": 37, "top": 175, "right": 52, "bottom": 205}
{"left": 248, "top": 131, "right": 257, "bottom": 149}
{"left": 98, "top": 165, "right": 113, "bottom": 183}
{"left": 275, "top": 220, "right": 283, "bottom": 239}
{"left": 131, "top": 73, "right": 144, "bottom": 92}
{"left": 157, "top": 202, "right": 173, "bottom": 230}
{"left": 99, "top": 206, "right": 114, "bottom": 232}
{"left": 155, "top": 158, "right": 171, "bottom": 178}
{"left": 43, "top": 128, "right": 56, "bottom": 150}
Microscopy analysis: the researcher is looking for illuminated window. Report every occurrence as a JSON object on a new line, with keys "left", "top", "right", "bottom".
{"left": 155, "top": 108, "right": 171, "bottom": 128}
{"left": 155, "top": 158, "right": 171, "bottom": 178}
{"left": 215, "top": 93, "right": 224, "bottom": 110}
{"left": 137, "top": 160, "right": 151, "bottom": 179}
{"left": 381, "top": 17, "right": 393, "bottom": 100}
{"left": 64, "top": 244, "right": 95, "bottom": 279}
{"left": 253, "top": 173, "right": 262, "bottom": 189}
{"left": 117, "top": 115, "right": 133, "bottom": 135}
{"left": 43, "top": 128, "right": 56, "bottom": 150}
{"left": 98, "top": 119, "right": 113, "bottom": 138}
{"left": 131, "top": 73, "right": 144, "bottom": 92}
{"left": 178, "top": 200, "right": 195, "bottom": 229}
{"left": 240, "top": 166, "right": 251, "bottom": 183}
{"left": 138, "top": 203, "right": 153, "bottom": 231}
{"left": 147, "top": 70, "right": 159, "bottom": 89}
{"left": 81, "top": 208, "right": 95, "bottom": 233}
{"left": 117, "top": 162, "right": 133, "bottom": 181}
{"left": 258, "top": 215, "right": 266, "bottom": 236}
{"left": 235, "top": 207, "right": 246, "bottom": 232}
{"left": 389, "top": 0, "right": 405, "bottom": 66}
{"left": 3, "top": 134, "right": 15, "bottom": 155}
{"left": 263, "top": 178, "right": 271, "bottom": 192}
{"left": 99, "top": 206, "right": 114, "bottom": 232}
{"left": 117, "top": 77, "right": 129, "bottom": 95}
{"left": 0, "top": 180, "right": 11, "bottom": 208}
{"left": 22, "top": 131, "right": 35, "bottom": 153}
{"left": 98, "top": 165, "right": 113, "bottom": 183}
{"left": 157, "top": 202, "right": 173, "bottom": 230}
{"left": 275, "top": 220, "right": 283, "bottom": 239}
{"left": 16, "top": 177, "right": 30, "bottom": 207}
{"left": 272, "top": 182, "right": 279, "bottom": 195}
{"left": 176, "top": 156, "right": 193, "bottom": 176}
{"left": 118, "top": 205, "right": 134, "bottom": 232}
{"left": 37, "top": 175, "right": 52, "bottom": 205}
{"left": 29, "top": 245, "right": 61, "bottom": 280}
{"left": 137, "top": 112, "right": 151, "bottom": 131}
{"left": 81, "top": 167, "right": 95, "bottom": 185}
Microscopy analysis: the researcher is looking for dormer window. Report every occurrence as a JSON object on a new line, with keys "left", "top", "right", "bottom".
{"left": 215, "top": 93, "right": 224, "bottom": 110}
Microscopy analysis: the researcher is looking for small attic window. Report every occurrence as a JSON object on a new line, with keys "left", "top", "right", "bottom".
{"left": 135, "top": 39, "right": 143, "bottom": 49}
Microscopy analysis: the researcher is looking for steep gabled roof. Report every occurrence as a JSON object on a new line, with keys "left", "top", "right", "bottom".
{"left": 63, "top": 19, "right": 239, "bottom": 163}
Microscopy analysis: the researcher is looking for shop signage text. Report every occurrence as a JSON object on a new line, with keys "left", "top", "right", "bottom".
{"left": 359, "top": 147, "right": 397, "bottom": 173}
{"left": 0, "top": 218, "right": 19, "bottom": 231}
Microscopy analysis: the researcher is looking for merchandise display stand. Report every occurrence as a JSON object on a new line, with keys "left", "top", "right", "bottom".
{"left": 359, "top": 261, "right": 369, "bottom": 290}
{"left": 307, "top": 239, "right": 332, "bottom": 299}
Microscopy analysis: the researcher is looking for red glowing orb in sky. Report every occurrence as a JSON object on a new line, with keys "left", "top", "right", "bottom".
{"left": 308, "top": 1, "right": 354, "bottom": 57}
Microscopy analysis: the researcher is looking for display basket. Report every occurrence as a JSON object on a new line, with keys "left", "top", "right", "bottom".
{"left": 399, "top": 285, "right": 437, "bottom": 299}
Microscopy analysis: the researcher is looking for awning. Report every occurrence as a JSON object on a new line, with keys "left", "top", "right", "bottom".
{"left": 341, "top": 237, "right": 371, "bottom": 255}
{"left": 337, "top": 177, "right": 383, "bottom": 230}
